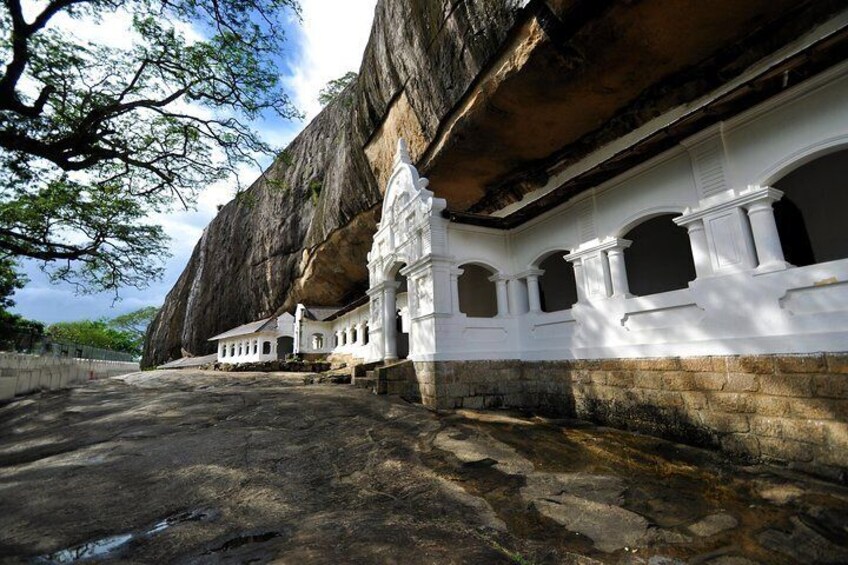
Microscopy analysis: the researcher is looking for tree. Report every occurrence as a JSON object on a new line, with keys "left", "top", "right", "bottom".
{"left": 47, "top": 307, "right": 159, "bottom": 356}
{"left": 0, "top": 257, "right": 43, "bottom": 349}
{"left": 109, "top": 305, "right": 158, "bottom": 352}
{"left": 48, "top": 319, "right": 136, "bottom": 353}
{"left": 318, "top": 71, "right": 357, "bottom": 106}
{"left": 0, "top": 0, "right": 302, "bottom": 294}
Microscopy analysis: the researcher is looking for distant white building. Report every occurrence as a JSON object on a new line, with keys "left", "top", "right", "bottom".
{"left": 209, "top": 313, "right": 295, "bottom": 364}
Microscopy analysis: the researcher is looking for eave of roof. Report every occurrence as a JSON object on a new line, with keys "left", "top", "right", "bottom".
{"left": 208, "top": 317, "right": 277, "bottom": 341}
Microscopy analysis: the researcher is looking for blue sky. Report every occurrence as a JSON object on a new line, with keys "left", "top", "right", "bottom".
{"left": 12, "top": 0, "right": 378, "bottom": 324}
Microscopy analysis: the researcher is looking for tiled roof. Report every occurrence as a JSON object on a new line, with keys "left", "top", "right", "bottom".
{"left": 207, "top": 317, "right": 277, "bottom": 341}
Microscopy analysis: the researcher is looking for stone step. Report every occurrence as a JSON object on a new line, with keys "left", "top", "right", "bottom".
{"left": 353, "top": 376, "right": 377, "bottom": 391}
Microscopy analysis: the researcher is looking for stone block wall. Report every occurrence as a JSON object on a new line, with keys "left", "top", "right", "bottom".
{"left": 0, "top": 353, "right": 139, "bottom": 402}
{"left": 376, "top": 360, "right": 420, "bottom": 401}
{"left": 410, "top": 353, "right": 848, "bottom": 478}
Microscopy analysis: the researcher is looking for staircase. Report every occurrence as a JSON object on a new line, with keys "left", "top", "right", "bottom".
{"left": 351, "top": 359, "right": 417, "bottom": 398}
{"left": 352, "top": 361, "right": 383, "bottom": 394}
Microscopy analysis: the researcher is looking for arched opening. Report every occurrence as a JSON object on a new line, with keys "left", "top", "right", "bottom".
{"left": 458, "top": 263, "right": 498, "bottom": 318}
{"left": 311, "top": 333, "right": 324, "bottom": 350}
{"left": 229, "top": 344, "right": 235, "bottom": 357}
{"left": 773, "top": 149, "right": 848, "bottom": 267}
{"left": 277, "top": 336, "right": 294, "bottom": 359}
{"left": 537, "top": 252, "right": 578, "bottom": 312}
{"left": 382, "top": 263, "right": 410, "bottom": 360}
{"left": 624, "top": 214, "right": 695, "bottom": 296}
{"left": 351, "top": 327, "right": 358, "bottom": 344}
{"left": 221, "top": 346, "right": 226, "bottom": 359}
{"left": 395, "top": 272, "right": 409, "bottom": 360}
{"left": 253, "top": 340, "right": 258, "bottom": 355}
{"left": 262, "top": 341, "right": 271, "bottom": 355}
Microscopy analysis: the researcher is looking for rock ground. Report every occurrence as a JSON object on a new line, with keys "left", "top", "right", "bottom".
{"left": 1, "top": 370, "right": 847, "bottom": 564}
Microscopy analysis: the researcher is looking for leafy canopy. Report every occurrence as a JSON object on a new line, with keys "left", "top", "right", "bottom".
{"left": 48, "top": 306, "right": 160, "bottom": 356}
{"left": 318, "top": 71, "right": 357, "bottom": 106}
{"left": 0, "top": 0, "right": 301, "bottom": 294}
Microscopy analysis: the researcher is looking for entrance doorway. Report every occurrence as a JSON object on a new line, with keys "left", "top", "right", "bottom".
{"left": 384, "top": 264, "right": 410, "bottom": 361}
{"left": 277, "top": 336, "right": 294, "bottom": 359}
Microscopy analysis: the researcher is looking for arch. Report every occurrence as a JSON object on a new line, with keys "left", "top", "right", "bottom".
{"left": 458, "top": 263, "right": 498, "bottom": 318}
{"left": 533, "top": 250, "right": 578, "bottom": 313}
{"left": 759, "top": 134, "right": 848, "bottom": 186}
{"left": 772, "top": 148, "right": 848, "bottom": 266}
{"left": 311, "top": 333, "right": 324, "bottom": 350}
{"left": 624, "top": 214, "right": 695, "bottom": 297}
{"left": 277, "top": 336, "right": 294, "bottom": 358}
{"left": 363, "top": 324, "right": 369, "bottom": 345}
{"left": 613, "top": 206, "right": 688, "bottom": 238}
{"left": 262, "top": 341, "right": 271, "bottom": 355}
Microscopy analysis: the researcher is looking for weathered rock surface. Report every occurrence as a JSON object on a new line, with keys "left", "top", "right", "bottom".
{"left": 3, "top": 373, "right": 848, "bottom": 563}
{"left": 143, "top": 0, "right": 524, "bottom": 366}
{"left": 144, "top": 0, "right": 847, "bottom": 366}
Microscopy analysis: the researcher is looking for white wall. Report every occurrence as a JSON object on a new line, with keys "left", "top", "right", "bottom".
{"left": 366, "top": 62, "right": 848, "bottom": 363}
{"left": 0, "top": 354, "right": 139, "bottom": 401}
{"left": 217, "top": 332, "right": 278, "bottom": 363}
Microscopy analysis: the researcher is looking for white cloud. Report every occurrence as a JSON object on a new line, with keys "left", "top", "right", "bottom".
{"left": 285, "top": 0, "right": 378, "bottom": 121}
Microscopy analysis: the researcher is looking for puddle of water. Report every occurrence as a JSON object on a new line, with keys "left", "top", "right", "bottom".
{"left": 35, "top": 508, "right": 215, "bottom": 563}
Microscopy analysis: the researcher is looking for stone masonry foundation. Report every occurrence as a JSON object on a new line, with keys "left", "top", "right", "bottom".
{"left": 412, "top": 353, "right": 848, "bottom": 480}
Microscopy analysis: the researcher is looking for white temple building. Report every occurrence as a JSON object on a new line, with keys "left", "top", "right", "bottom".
{"left": 213, "top": 58, "right": 847, "bottom": 386}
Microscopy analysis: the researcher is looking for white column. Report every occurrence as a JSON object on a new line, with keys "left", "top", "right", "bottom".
{"left": 747, "top": 200, "right": 789, "bottom": 272}
{"left": 606, "top": 242, "right": 632, "bottom": 298}
{"left": 526, "top": 274, "right": 542, "bottom": 313}
{"left": 507, "top": 277, "right": 529, "bottom": 316}
{"left": 685, "top": 221, "right": 712, "bottom": 278}
{"left": 572, "top": 260, "right": 586, "bottom": 302}
{"left": 490, "top": 276, "right": 510, "bottom": 317}
{"left": 450, "top": 268, "right": 462, "bottom": 314}
{"left": 383, "top": 283, "right": 398, "bottom": 360}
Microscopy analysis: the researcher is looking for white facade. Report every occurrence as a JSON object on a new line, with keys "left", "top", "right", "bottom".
{"left": 293, "top": 303, "right": 374, "bottom": 360}
{"left": 364, "top": 63, "right": 848, "bottom": 364}
{"left": 208, "top": 61, "right": 848, "bottom": 368}
{"left": 211, "top": 313, "right": 295, "bottom": 364}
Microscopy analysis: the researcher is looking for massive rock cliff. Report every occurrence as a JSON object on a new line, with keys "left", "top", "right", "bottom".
{"left": 143, "top": 0, "right": 525, "bottom": 366}
{"left": 144, "top": 0, "right": 845, "bottom": 366}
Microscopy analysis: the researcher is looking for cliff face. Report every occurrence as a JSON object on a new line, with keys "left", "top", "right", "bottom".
{"left": 144, "top": 0, "right": 843, "bottom": 366}
{"left": 143, "top": 0, "right": 524, "bottom": 366}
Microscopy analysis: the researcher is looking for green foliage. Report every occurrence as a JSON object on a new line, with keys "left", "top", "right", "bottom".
{"left": 0, "top": 309, "right": 44, "bottom": 349}
{"left": 109, "top": 306, "right": 159, "bottom": 342}
{"left": 0, "top": 256, "right": 44, "bottom": 349}
{"left": 0, "top": 256, "right": 25, "bottom": 310}
{"left": 279, "top": 149, "right": 295, "bottom": 167}
{"left": 0, "top": 0, "right": 302, "bottom": 295}
{"left": 47, "top": 306, "right": 159, "bottom": 357}
{"left": 266, "top": 178, "right": 289, "bottom": 194}
{"left": 308, "top": 178, "right": 323, "bottom": 205}
{"left": 318, "top": 71, "right": 357, "bottom": 106}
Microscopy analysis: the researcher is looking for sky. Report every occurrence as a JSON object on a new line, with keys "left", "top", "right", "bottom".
{"left": 11, "top": 0, "right": 379, "bottom": 325}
